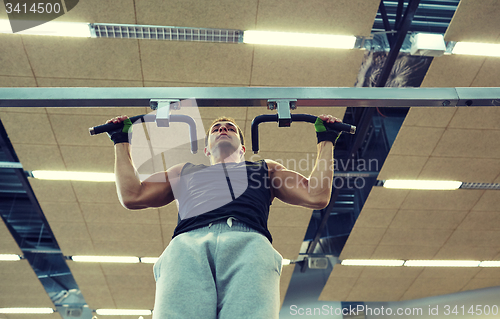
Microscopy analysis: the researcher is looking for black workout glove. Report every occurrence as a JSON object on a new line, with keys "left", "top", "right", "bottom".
{"left": 107, "top": 118, "right": 133, "bottom": 145}
{"left": 315, "top": 117, "right": 341, "bottom": 145}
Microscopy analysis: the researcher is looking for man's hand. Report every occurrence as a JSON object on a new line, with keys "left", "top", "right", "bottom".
{"left": 106, "top": 115, "right": 133, "bottom": 145}
{"left": 315, "top": 114, "right": 342, "bottom": 145}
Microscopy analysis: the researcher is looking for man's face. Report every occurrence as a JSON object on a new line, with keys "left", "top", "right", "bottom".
{"left": 206, "top": 121, "right": 242, "bottom": 155}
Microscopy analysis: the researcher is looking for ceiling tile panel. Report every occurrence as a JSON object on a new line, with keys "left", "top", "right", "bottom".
{"left": 444, "top": 0, "right": 500, "bottom": 42}
{"left": 0, "top": 75, "right": 37, "bottom": 86}
{"left": 59, "top": 145, "right": 114, "bottom": 172}
{"left": 343, "top": 227, "right": 387, "bottom": 246}
{"left": 402, "top": 107, "right": 457, "bottom": 128}
{"left": 388, "top": 126, "right": 445, "bottom": 156}
{"left": 0, "top": 107, "right": 46, "bottom": 114}
{"left": 0, "top": 35, "right": 32, "bottom": 77}
{"left": 251, "top": 48, "right": 365, "bottom": 86}
{"left": 280, "top": 266, "right": 294, "bottom": 308}
{"left": 449, "top": 107, "right": 500, "bottom": 130}
{"left": 159, "top": 205, "right": 179, "bottom": 225}
{"left": 54, "top": 0, "right": 136, "bottom": 24}
{"left": 86, "top": 223, "right": 161, "bottom": 243}
{"left": 400, "top": 189, "right": 484, "bottom": 211}
{"left": 421, "top": 55, "right": 486, "bottom": 88}
{"left": 268, "top": 207, "right": 313, "bottom": 227}
{"left": 418, "top": 157, "right": 500, "bottom": 183}
{"left": 57, "top": 240, "right": 96, "bottom": 255}
{"left": 28, "top": 179, "right": 77, "bottom": 202}
{"left": 135, "top": 0, "right": 259, "bottom": 29}
{"left": 338, "top": 244, "right": 377, "bottom": 260}
{"left": 318, "top": 264, "right": 363, "bottom": 301}
{"left": 80, "top": 203, "right": 160, "bottom": 225}
{"left": 22, "top": 36, "right": 142, "bottom": 80}
{"left": 379, "top": 228, "right": 453, "bottom": 247}
{"left": 140, "top": 41, "right": 253, "bottom": 85}
{"left": 401, "top": 276, "right": 472, "bottom": 301}
{"left": 445, "top": 230, "right": 500, "bottom": 247}
{"left": 432, "top": 129, "right": 500, "bottom": 158}
{"left": 269, "top": 226, "right": 307, "bottom": 246}
{"left": 161, "top": 224, "right": 178, "bottom": 248}
{"left": 49, "top": 222, "right": 91, "bottom": 241}
{"left": 71, "top": 181, "right": 119, "bottom": 203}
{"left": 0, "top": 219, "right": 22, "bottom": 254}
{"left": 418, "top": 267, "right": 480, "bottom": 279}
{"left": 471, "top": 57, "right": 500, "bottom": 87}
{"left": 45, "top": 107, "right": 148, "bottom": 116}
{"left": 475, "top": 268, "right": 500, "bottom": 278}
{"left": 433, "top": 244, "right": 500, "bottom": 260}
{"left": 48, "top": 113, "right": 145, "bottom": 147}
{"left": 389, "top": 209, "right": 468, "bottom": 230}
{"left": 92, "top": 240, "right": 164, "bottom": 257}
{"left": 39, "top": 201, "right": 85, "bottom": 224}
{"left": 362, "top": 187, "right": 409, "bottom": 209}
{"left": 370, "top": 245, "right": 441, "bottom": 260}
{"left": 272, "top": 243, "right": 302, "bottom": 259}
{"left": 0, "top": 111, "right": 56, "bottom": 145}
{"left": 256, "top": 0, "right": 379, "bottom": 36}
{"left": 37, "top": 78, "right": 144, "bottom": 87}
{"left": 457, "top": 210, "right": 500, "bottom": 230}
{"left": 377, "top": 155, "right": 428, "bottom": 180}
{"left": 346, "top": 208, "right": 398, "bottom": 229}
{"left": 10, "top": 144, "right": 65, "bottom": 171}
{"left": 0, "top": 261, "right": 55, "bottom": 306}
{"left": 348, "top": 276, "right": 416, "bottom": 301}
{"left": 462, "top": 278, "right": 500, "bottom": 292}
{"left": 471, "top": 190, "right": 500, "bottom": 212}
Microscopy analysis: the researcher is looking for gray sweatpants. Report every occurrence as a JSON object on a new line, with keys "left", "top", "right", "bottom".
{"left": 152, "top": 218, "right": 283, "bottom": 319}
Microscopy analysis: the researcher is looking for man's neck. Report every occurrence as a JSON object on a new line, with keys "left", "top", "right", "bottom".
{"left": 210, "top": 149, "right": 244, "bottom": 165}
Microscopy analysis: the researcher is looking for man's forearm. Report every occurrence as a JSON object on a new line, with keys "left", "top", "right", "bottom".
{"left": 308, "top": 141, "right": 334, "bottom": 202}
{"left": 114, "top": 143, "right": 142, "bottom": 207}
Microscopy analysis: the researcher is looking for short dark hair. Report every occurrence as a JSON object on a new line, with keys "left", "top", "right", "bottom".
{"left": 205, "top": 117, "right": 245, "bottom": 146}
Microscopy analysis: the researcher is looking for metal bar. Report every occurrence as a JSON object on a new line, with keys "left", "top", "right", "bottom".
{"left": 395, "top": 0, "right": 405, "bottom": 30}
{"left": 378, "top": 1, "right": 394, "bottom": 46}
{"left": 0, "top": 87, "right": 499, "bottom": 107}
{"left": 376, "top": 0, "right": 421, "bottom": 87}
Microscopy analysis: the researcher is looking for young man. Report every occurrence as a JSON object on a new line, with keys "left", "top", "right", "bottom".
{"left": 106, "top": 114, "right": 342, "bottom": 319}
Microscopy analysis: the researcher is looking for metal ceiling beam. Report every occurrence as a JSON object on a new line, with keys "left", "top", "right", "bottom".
{"left": 304, "top": 0, "right": 424, "bottom": 263}
{"left": 1, "top": 87, "right": 499, "bottom": 107}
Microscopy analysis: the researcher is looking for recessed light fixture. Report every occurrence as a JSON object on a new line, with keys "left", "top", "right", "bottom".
{"left": 0, "top": 254, "right": 21, "bottom": 261}
{"left": 0, "top": 19, "right": 91, "bottom": 37}
{"left": 71, "top": 256, "right": 140, "bottom": 263}
{"left": 243, "top": 30, "right": 356, "bottom": 49}
{"left": 0, "top": 308, "right": 54, "bottom": 314}
{"left": 30, "top": 170, "right": 115, "bottom": 182}
{"left": 95, "top": 309, "right": 152, "bottom": 316}
{"left": 452, "top": 41, "right": 500, "bottom": 57}
{"left": 341, "top": 259, "right": 405, "bottom": 266}
{"left": 404, "top": 260, "right": 481, "bottom": 267}
{"left": 383, "top": 180, "right": 462, "bottom": 190}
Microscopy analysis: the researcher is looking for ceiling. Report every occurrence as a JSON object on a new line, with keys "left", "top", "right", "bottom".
{"left": 0, "top": 0, "right": 500, "bottom": 318}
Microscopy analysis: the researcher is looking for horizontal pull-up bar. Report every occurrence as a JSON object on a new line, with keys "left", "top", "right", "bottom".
{"left": 0, "top": 87, "right": 499, "bottom": 108}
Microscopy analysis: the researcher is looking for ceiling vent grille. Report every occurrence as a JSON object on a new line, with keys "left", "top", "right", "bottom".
{"left": 90, "top": 23, "right": 243, "bottom": 43}
{"left": 460, "top": 183, "right": 500, "bottom": 190}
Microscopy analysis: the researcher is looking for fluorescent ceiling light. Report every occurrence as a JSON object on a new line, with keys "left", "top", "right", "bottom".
{"left": 95, "top": 309, "right": 152, "bottom": 316}
{"left": 140, "top": 257, "right": 159, "bottom": 264}
{"left": 341, "top": 259, "right": 405, "bottom": 266}
{"left": 282, "top": 259, "right": 291, "bottom": 266}
{"left": 404, "top": 260, "right": 480, "bottom": 267}
{"left": 0, "top": 308, "right": 54, "bottom": 314}
{"left": 243, "top": 30, "right": 356, "bottom": 49}
{"left": 31, "top": 170, "right": 114, "bottom": 182}
{"left": 479, "top": 261, "right": 500, "bottom": 267}
{"left": 453, "top": 42, "right": 500, "bottom": 57}
{"left": 0, "top": 254, "right": 21, "bottom": 261}
{"left": 72, "top": 256, "right": 140, "bottom": 263}
{"left": 383, "top": 180, "right": 462, "bottom": 190}
{"left": 0, "top": 19, "right": 90, "bottom": 37}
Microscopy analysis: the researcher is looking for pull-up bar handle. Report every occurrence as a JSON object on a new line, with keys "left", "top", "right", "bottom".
{"left": 251, "top": 114, "right": 356, "bottom": 154}
{"left": 89, "top": 114, "right": 198, "bottom": 154}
